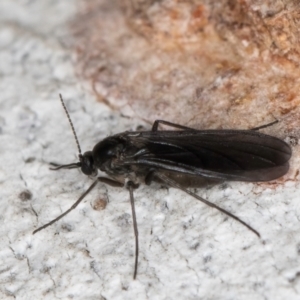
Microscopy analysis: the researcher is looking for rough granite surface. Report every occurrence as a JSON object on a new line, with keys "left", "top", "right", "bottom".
{"left": 0, "top": 1, "right": 300, "bottom": 300}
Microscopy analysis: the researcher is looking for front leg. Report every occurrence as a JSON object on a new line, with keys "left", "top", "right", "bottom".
{"left": 49, "top": 162, "right": 81, "bottom": 170}
{"left": 97, "top": 177, "right": 124, "bottom": 187}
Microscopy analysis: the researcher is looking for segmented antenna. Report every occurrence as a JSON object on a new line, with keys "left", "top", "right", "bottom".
{"left": 59, "top": 94, "right": 82, "bottom": 155}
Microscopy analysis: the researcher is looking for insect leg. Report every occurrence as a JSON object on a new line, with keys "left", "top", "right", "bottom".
{"left": 49, "top": 162, "right": 81, "bottom": 170}
{"left": 152, "top": 119, "right": 279, "bottom": 132}
{"left": 126, "top": 181, "right": 140, "bottom": 279}
{"left": 151, "top": 120, "right": 197, "bottom": 132}
{"left": 155, "top": 173, "right": 260, "bottom": 238}
{"left": 33, "top": 180, "right": 98, "bottom": 234}
{"left": 145, "top": 170, "right": 156, "bottom": 185}
{"left": 250, "top": 120, "right": 278, "bottom": 131}
{"left": 97, "top": 177, "right": 124, "bottom": 187}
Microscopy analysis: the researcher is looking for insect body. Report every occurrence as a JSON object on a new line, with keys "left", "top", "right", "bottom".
{"left": 33, "top": 95, "right": 291, "bottom": 279}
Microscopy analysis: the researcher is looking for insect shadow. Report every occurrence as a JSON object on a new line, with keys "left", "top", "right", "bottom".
{"left": 33, "top": 94, "right": 292, "bottom": 279}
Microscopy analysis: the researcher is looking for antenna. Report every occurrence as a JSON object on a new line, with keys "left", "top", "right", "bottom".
{"left": 59, "top": 94, "right": 82, "bottom": 155}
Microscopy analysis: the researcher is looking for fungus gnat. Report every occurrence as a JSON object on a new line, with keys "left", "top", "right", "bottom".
{"left": 33, "top": 94, "right": 291, "bottom": 279}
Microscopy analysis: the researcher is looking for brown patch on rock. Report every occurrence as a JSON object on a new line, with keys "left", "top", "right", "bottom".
{"left": 71, "top": 0, "right": 300, "bottom": 180}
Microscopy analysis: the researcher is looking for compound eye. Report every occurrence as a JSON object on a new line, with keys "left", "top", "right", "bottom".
{"left": 80, "top": 152, "right": 97, "bottom": 176}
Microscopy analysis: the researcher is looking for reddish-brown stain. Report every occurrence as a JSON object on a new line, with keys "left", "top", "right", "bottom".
{"left": 71, "top": 1, "right": 300, "bottom": 183}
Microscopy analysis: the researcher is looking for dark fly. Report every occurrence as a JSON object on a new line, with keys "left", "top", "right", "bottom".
{"left": 33, "top": 95, "right": 292, "bottom": 279}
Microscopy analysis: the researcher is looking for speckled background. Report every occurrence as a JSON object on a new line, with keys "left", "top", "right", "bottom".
{"left": 1, "top": 1, "right": 300, "bottom": 299}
